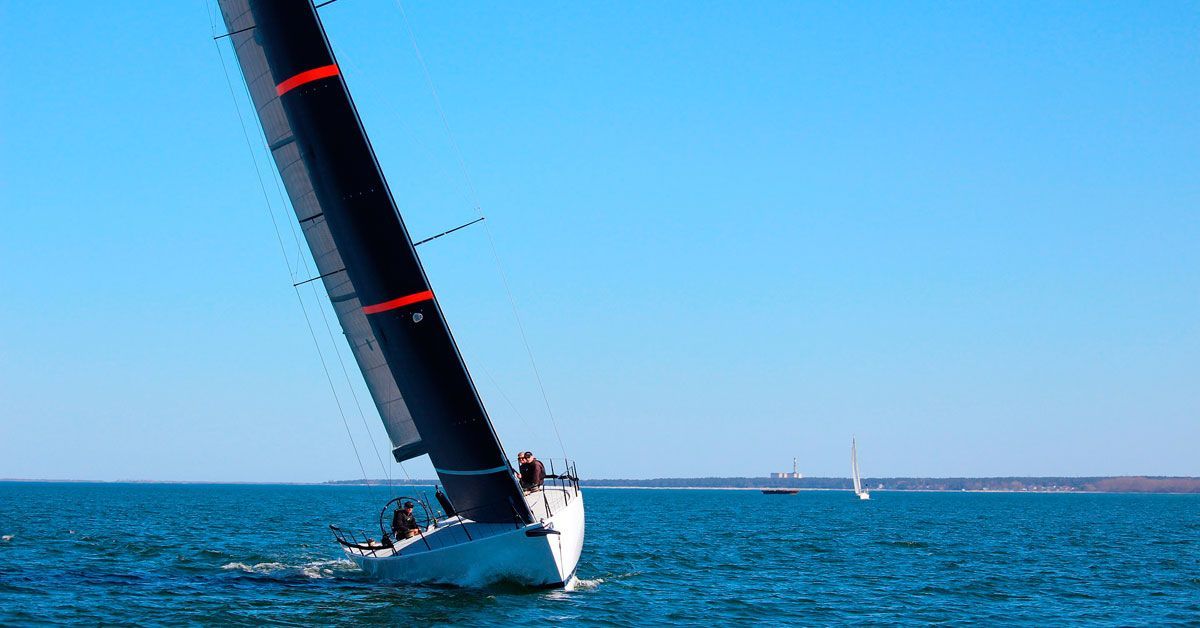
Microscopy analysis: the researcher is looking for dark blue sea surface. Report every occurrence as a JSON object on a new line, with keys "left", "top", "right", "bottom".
{"left": 1, "top": 483, "right": 1197, "bottom": 625}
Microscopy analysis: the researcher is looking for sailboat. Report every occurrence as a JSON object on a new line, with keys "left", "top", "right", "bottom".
{"left": 851, "top": 438, "right": 870, "bottom": 500}
{"left": 215, "top": 1, "right": 584, "bottom": 588}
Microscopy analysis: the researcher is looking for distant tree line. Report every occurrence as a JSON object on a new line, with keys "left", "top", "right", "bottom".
{"left": 327, "top": 476, "right": 1200, "bottom": 493}
{"left": 575, "top": 476, "right": 1200, "bottom": 493}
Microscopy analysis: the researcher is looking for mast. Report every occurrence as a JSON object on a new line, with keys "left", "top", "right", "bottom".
{"left": 217, "top": 0, "right": 532, "bottom": 524}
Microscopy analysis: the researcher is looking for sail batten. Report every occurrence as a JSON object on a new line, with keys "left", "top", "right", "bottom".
{"left": 218, "top": 0, "right": 532, "bottom": 522}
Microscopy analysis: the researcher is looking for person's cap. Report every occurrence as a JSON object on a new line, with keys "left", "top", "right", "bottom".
{"left": 403, "top": 501, "right": 413, "bottom": 508}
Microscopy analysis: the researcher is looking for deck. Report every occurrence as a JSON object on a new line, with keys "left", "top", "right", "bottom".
{"left": 333, "top": 484, "right": 580, "bottom": 559}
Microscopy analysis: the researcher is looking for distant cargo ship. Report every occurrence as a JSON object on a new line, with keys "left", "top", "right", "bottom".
{"left": 761, "top": 488, "right": 800, "bottom": 495}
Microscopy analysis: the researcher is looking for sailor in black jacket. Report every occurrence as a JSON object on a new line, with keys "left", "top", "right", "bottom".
{"left": 392, "top": 502, "right": 420, "bottom": 539}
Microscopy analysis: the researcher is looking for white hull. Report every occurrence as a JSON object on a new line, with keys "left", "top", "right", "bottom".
{"left": 346, "top": 489, "right": 584, "bottom": 588}
{"left": 857, "top": 491, "right": 871, "bottom": 500}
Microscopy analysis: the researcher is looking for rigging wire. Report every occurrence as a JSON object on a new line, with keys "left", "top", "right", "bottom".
{"left": 314, "top": 45, "right": 468, "bottom": 487}
{"left": 392, "top": 0, "right": 569, "bottom": 461}
{"left": 262, "top": 107, "right": 404, "bottom": 488}
{"left": 328, "top": 43, "right": 477, "bottom": 223}
{"left": 476, "top": 360, "right": 538, "bottom": 447}
{"left": 332, "top": 41, "right": 535, "bottom": 468}
{"left": 207, "top": 1, "right": 377, "bottom": 490}
{"left": 284, "top": 177, "right": 406, "bottom": 488}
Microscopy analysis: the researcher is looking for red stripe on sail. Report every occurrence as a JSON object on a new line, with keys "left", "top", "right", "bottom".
{"left": 276, "top": 64, "right": 340, "bottom": 96}
{"left": 362, "top": 290, "right": 434, "bottom": 314}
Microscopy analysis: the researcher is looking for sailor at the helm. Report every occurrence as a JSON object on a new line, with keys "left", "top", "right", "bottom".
{"left": 391, "top": 502, "right": 420, "bottom": 540}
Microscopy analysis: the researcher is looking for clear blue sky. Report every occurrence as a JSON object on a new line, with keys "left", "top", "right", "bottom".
{"left": 1, "top": 1, "right": 1196, "bottom": 482}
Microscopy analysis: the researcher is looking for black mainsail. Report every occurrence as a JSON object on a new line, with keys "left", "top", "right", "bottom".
{"left": 217, "top": 0, "right": 532, "bottom": 524}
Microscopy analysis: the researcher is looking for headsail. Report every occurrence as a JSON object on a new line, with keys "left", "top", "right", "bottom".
{"left": 217, "top": 0, "right": 532, "bottom": 524}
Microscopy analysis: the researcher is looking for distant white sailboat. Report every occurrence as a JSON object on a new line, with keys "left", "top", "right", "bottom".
{"left": 851, "top": 438, "right": 870, "bottom": 500}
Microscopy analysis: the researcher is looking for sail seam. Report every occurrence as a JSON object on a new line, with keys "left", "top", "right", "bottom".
{"left": 362, "top": 290, "right": 433, "bottom": 314}
{"left": 276, "top": 64, "right": 340, "bottom": 96}
{"left": 434, "top": 465, "right": 509, "bottom": 476}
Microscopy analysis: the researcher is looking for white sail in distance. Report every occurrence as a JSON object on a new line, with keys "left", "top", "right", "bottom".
{"left": 851, "top": 438, "right": 870, "bottom": 500}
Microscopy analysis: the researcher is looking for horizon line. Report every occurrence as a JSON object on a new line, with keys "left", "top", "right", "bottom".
{"left": 3, "top": 474, "right": 1199, "bottom": 484}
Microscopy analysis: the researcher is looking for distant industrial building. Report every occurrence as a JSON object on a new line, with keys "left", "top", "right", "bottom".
{"left": 770, "top": 458, "right": 803, "bottom": 479}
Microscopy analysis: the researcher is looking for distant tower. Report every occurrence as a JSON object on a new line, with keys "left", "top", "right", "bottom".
{"left": 770, "top": 458, "right": 803, "bottom": 479}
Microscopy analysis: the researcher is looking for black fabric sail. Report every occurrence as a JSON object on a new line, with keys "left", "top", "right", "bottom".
{"left": 217, "top": 0, "right": 532, "bottom": 524}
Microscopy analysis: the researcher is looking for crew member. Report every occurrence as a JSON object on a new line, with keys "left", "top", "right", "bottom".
{"left": 515, "top": 452, "right": 527, "bottom": 482}
{"left": 391, "top": 501, "right": 420, "bottom": 540}
{"left": 519, "top": 451, "right": 546, "bottom": 493}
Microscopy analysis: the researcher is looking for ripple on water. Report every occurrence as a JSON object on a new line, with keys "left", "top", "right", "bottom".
{"left": 0, "top": 485, "right": 1197, "bottom": 624}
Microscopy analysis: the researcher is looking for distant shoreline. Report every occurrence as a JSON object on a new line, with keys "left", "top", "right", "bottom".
{"left": 4, "top": 475, "right": 1198, "bottom": 494}
{"left": 582, "top": 486, "right": 1200, "bottom": 495}
{"left": 325, "top": 475, "right": 1200, "bottom": 494}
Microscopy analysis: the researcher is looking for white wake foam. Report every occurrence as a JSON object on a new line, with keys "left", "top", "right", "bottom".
{"left": 221, "top": 559, "right": 356, "bottom": 579}
{"left": 299, "top": 559, "right": 356, "bottom": 579}
{"left": 221, "top": 562, "right": 286, "bottom": 573}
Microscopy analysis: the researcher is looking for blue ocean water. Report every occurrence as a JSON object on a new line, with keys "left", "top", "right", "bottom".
{"left": 0, "top": 483, "right": 1197, "bottom": 625}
